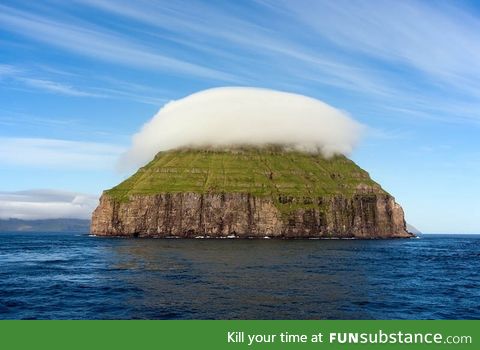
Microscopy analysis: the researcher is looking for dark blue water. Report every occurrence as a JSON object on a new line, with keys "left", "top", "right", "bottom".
{"left": 0, "top": 233, "right": 478, "bottom": 319}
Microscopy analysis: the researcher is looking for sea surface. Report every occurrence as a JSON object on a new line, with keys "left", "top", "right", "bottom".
{"left": 0, "top": 233, "right": 478, "bottom": 319}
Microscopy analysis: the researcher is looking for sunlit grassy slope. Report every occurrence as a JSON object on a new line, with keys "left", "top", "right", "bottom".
{"left": 107, "top": 147, "right": 384, "bottom": 202}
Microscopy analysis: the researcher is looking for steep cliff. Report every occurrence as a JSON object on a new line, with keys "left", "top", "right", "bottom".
{"left": 91, "top": 147, "right": 412, "bottom": 238}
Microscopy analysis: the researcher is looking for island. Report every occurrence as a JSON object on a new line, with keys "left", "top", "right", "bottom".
{"left": 91, "top": 146, "right": 413, "bottom": 239}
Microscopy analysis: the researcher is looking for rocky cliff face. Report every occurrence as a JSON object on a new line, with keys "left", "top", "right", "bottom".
{"left": 91, "top": 190, "right": 411, "bottom": 238}
{"left": 91, "top": 148, "right": 412, "bottom": 238}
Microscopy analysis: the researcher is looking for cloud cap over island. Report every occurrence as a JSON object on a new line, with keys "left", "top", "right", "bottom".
{"left": 120, "top": 87, "right": 364, "bottom": 170}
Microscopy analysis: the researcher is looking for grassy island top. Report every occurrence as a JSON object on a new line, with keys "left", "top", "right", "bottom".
{"left": 106, "top": 146, "right": 385, "bottom": 202}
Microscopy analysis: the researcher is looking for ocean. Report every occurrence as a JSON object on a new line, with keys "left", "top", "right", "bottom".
{"left": 0, "top": 233, "right": 478, "bottom": 319}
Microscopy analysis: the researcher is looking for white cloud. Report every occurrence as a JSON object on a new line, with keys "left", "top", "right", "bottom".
{"left": 0, "top": 189, "right": 98, "bottom": 220}
{"left": 120, "top": 87, "right": 364, "bottom": 170}
{"left": 0, "top": 137, "right": 125, "bottom": 170}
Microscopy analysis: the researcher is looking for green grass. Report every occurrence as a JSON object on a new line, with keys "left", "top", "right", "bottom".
{"left": 106, "top": 146, "right": 385, "bottom": 204}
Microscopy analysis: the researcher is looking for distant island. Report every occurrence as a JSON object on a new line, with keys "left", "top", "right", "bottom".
{"left": 0, "top": 218, "right": 90, "bottom": 233}
{"left": 92, "top": 146, "right": 413, "bottom": 239}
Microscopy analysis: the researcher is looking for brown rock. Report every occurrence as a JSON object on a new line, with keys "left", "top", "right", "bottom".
{"left": 91, "top": 191, "right": 412, "bottom": 239}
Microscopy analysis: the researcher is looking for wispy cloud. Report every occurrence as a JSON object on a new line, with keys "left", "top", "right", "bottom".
{"left": 271, "top": 1, "right": 480, "bottom": 102}
{"left": 0, "top": 189, "right": 98, "bottom": 220}
{"left": 0, "top": 63, "right": 102, "bottom": 97}
{"left": 0, "top": 137, "right": 125, "bottom": 170}
{"left": 18, "top": 77, "right": 100, "bottom": 97}
{"left": 0, "top": 63, "right": 169, "bottom": 103}
{"left": 0, "top": 63, "right": 20, "bottom": 77}
{"left": 0, "top": 4, "right": 237, "bottom": 82}
{"left": 75, "top": 0, "right": 480, "bottom": 124}
{"left": 2, "top": 0, "right": 480, "bottom": 125}
{"left": 78, "top": 0, "right": 391, "bottom": 96}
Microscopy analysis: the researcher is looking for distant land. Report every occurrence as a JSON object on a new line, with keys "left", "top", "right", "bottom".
{"left": 0, "top": 219, "right": 90, "bottom": 233}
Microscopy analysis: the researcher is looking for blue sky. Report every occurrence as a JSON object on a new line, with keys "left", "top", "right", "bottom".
{"left": 0, "top": 0, "right": 479, "bottom": 233}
